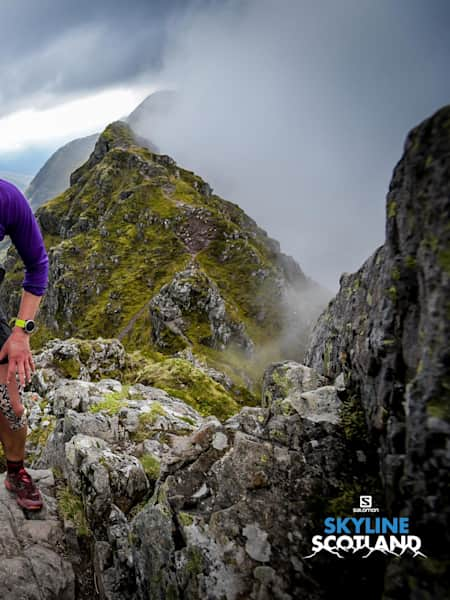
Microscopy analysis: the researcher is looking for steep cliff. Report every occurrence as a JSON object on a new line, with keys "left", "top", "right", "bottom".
{"left": 306, "top": 106, "right": 450, "bottom": 596}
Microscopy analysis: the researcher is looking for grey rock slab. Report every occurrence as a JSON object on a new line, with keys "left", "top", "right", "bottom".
{"left": 296, "top": 386, "right": 341, "bottom": 424}
{"left": 0, "top": 470, "right": 75, "bottom": 599}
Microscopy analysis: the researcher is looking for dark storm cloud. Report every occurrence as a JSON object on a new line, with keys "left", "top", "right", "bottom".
{"left": 1, "top": 0, "right": 449, "bottom": 288}
{"left": 0, "top": 0, "right": 193, "bottom": 116}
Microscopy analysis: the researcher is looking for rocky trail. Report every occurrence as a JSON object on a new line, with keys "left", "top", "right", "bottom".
{"left": 0, "top": 469, "right": 75, "bottom": 599}
{"left": 0, "top": 339, "right": 384, "bottom": 600}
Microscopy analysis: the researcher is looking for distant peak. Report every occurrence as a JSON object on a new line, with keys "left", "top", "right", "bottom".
{"left": 70, "top": 121, "right": 136, "bottom": 186}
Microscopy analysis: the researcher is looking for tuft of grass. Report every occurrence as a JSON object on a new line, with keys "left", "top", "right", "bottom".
{"left": 131, "top": 402, "right": 167, "bottom": 442}
{"left": 135, "top": 357, "right": 239, "bottom": 421}
{"left": 89, "top": 385, "right": 130, "bottom": 414}
{"left": 139, "top": 453, "right": 161, "bottom": 480}
{"left": 56, "top": 485, "right": 91, "bottom": 537}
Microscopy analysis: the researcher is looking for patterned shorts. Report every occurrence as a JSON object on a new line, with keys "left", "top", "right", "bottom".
{"left": 0, "top": 383, "right": 27, "bottom": 431}
{"left": 0, "top": 305, "right": 27, "bottom": 431}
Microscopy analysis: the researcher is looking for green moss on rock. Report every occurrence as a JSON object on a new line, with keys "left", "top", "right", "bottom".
{"left": 387, "top": 200, "right": 397, "bottom": 218}
{"left": 56, "top": 485, "right": 91, "bottom": 537}
{"left": 339, "top": 395, "right": 367, "bottom": 443}
{"left": 53, "top": 355, "right": 81, "bottom": 379}
{"left": 178, "top": 511, "right": 194, "bottom": 527}
{"left": 139, "top": 453, "right": 161, "bottom": 480}
{"left": 89, "top": 385, "right": 130, "bottom": 415}
{"left": 135, "top": 357, "right": 239, "bottom": 420}
{"left": 438, "top": 248, "right": 450, "bottom": 274}
{"left": 427, "top": 397, "right": 450, "bottom": 421}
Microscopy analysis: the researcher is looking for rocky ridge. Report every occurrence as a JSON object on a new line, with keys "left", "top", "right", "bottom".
{"left": 25, "top": 90, "right": 175, "bottom": 211}
{"left": 0, "top": 93, "right": 447, "bottom": 600}
{"left": 1, "top": 119, "right": 328, "bottom": 408}
{"left": 10, "top": 337, "right": 382, "bottom": 600}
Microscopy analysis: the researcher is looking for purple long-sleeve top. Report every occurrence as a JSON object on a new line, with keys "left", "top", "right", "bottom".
{"left": 0, "top": 179, "right": 49, "bottom": 296}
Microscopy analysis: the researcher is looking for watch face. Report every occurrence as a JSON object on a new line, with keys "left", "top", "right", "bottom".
{"left": 24, "top": 320, "right": 35, "bottom": 333}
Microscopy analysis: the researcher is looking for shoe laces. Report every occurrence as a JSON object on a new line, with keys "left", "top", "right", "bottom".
{"left": 15, "top": 468, "right": 37, "bottom": 491}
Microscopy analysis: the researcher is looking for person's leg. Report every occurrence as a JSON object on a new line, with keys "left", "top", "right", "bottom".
{"left": 0, "top": 409, "right": 27, "bottom": 461}
{"left": 0, "top": 364, "right": 28, "bottom": 460}
{"left": 0, "top": 364, "right": 43, "bottom": 510}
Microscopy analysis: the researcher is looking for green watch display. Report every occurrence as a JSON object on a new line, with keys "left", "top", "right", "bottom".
{"left": 10, "top": 318, "right": 36, "bottom": 334}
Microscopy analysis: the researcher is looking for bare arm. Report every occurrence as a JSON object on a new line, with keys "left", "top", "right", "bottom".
{"left": 0, "top": 290, "right": 43, "bottom": 385}
{"left": 0, "top": 181, "right": 48, "bottom": 386}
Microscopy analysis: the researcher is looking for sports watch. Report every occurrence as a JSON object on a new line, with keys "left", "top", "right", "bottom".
{"left": 10, "top": 318, "right": 36, "bottom": 334}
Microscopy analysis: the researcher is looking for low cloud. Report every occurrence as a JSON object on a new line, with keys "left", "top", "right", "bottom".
{"left": 0, "top": 0, "right": 183, "bottom": 118}
{"left": 133, "top": 0, "right": 450, "bottom": 289}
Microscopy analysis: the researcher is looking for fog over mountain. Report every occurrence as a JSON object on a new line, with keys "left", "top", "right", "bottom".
{"left": 132, "top": 0, "right": 450, "bottom": 289}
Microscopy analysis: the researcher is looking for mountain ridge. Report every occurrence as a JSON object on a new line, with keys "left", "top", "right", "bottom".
{"left": 25, "top": 90, "right": 176, "bottom": 211}
{"left": 1, "top": 120, "right": 328, "bottom": 407}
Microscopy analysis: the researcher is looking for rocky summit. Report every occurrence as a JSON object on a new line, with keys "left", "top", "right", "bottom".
{"left": 0, "top": 107, "right": 448, "bottom": 599}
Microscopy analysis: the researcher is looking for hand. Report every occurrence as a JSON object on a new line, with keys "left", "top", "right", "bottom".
{"left": 0, "top": 329, "right": 35, "bottom": 386}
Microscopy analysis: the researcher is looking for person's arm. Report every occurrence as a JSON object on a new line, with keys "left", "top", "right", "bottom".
{"left": 0, "top": 181, "right": 49, "bottom": 385}
{"left": 1, "top": 181, "right": 49, "bottom": 296}
{"left": 0, "top": 291, "right": 43, "bottom": 385}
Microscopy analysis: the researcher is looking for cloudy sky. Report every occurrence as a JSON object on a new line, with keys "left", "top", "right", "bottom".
{"left": 0, "top": 0, "right": 449, "bottom": 289}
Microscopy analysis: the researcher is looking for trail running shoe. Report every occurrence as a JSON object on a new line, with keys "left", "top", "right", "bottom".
{"left": 4, "top": 467, "right": 43, "bottom": 510}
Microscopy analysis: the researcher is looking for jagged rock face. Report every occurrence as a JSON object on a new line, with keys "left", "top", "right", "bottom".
{"left": 306, "top": 106, "right": 450, "bottom": 596}
{"left": 25, "top": 341, "right": 382, "bottom": 599}
{"left": 0, "top": 120, "right": 326, "bottom": 395}
{"left": 149, "top": 261, "right": 254, "bottom": 353}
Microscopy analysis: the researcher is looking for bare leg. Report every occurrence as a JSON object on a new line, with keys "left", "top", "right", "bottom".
{"left": 0, "top": 364, "right": 27, "bottom": 461}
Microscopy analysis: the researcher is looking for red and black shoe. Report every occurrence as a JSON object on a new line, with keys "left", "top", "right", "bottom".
{"left": 4, "top": 467, "right": 43, "bottom": 510}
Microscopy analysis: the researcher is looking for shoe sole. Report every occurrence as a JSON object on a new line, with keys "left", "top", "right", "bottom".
{"left": 4, "top": 479, "right": 44, "bottom": 510}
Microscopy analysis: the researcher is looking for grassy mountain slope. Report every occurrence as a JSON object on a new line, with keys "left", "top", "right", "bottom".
{"left": 1, "top": 121, "right": 328, "bottom": 408}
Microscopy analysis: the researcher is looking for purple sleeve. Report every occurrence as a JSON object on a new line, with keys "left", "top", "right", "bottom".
{"left": 1, "top": 181, "right": 49, "bottom": 296}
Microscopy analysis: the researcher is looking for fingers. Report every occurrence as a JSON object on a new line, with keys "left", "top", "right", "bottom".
{"left": 5, "top": 353, "right": 35, "bottom": 386}
{"left": 7, "top": 358, "right": 26, "bottom": 387}
{"left": 6, "top": 359, "right": 16, "bottom": 385}
{"left": 23, "top": 357, "right": 32, "bottom": 385}
{"left": 16, "top": 356, "right": 31, "bottom": 388}
{"left": 16, "top": 360, "right": 26, "bottom": 388}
